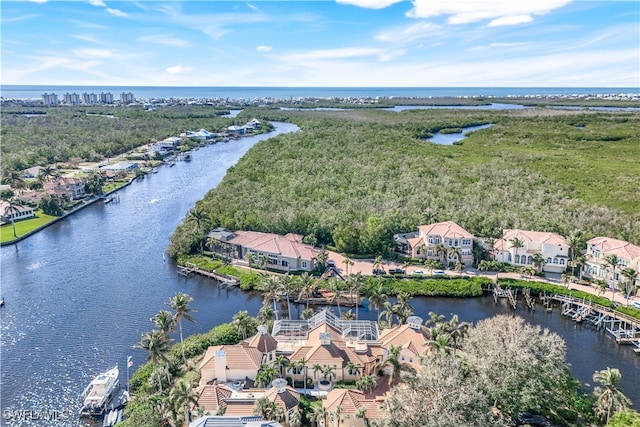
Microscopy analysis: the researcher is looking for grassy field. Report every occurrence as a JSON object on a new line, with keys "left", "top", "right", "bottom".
{"left": 169, "top": 106, "right": 640, "bottom": 257}
{"left": 1, "top": 211, "right": 58, "bottom": 243}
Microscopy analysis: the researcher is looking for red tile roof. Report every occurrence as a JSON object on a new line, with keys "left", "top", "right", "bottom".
{"left": 417, "top": 221, "right": 473, "bottom": 240}
{"left": 228, "top": 231, "right": 319, "bottom": 260}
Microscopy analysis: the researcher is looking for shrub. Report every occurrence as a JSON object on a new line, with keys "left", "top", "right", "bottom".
{"left": 499, "top": 279, "right": 613, "bottom": 307}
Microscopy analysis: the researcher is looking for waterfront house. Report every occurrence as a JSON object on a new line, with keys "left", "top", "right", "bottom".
{"left": 227, "top": 125, "right": 246, "bottom": 136}
{"left": 0, "top": 200, "right": 35, "bottom": 224}
{"left": 244, "top": 119, "right": 262, "bottom": 131}
{"left": 211, "top": 229, "right": 319, "bottom": 273}
{"left": 43, "top": 177, "right": 86, "bottom": 200}
{"left": 395, "top": 221, "right": 474, "bottom": 266}
{"left": 582, "top": 237, "right": 640, "bottom": 288}
{"left": 322, "top": 388, "right": 382, "bottom": 427}
{"left": 99, "top": 162, "right": 139, "bottom": 172}
{"left": 493, "top": 229, "right": 569, "bottom": 273}
{"left": 377, "top": 316, "right": 429, "bottom": 373}
{"left": 21, "top": 166, "right": 43, "bottom": 179}
{"left": 199, "top": 345, "right": 264, "bottom": 386}
{"left": 185, "top": 129, "right": 216, "bottom": 141}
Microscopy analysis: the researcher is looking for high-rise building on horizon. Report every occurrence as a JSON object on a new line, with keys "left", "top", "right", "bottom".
{"left": 120, "top": 92, "right": 135, "bottom": 104}
{"left": 41, "top": 93, "right": 59, "bottom": 105}
{"left": 63, "top": 92, "right": 81, "bottom": 105}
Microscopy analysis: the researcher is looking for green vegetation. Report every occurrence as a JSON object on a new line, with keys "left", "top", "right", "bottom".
{"left": 378, "top": 276, "right": 489, "bottom": 297}
{"left": 615, "top": 305, "right": 640, "bottom": 321}
{"left": 169, "top": 107, "right": 640, "bottom": 258}
{"left": 0, "top": 211, "right": 57, "bottom": 243}
{"left": 0, "top": 105, "right": 255, "bottom": 180}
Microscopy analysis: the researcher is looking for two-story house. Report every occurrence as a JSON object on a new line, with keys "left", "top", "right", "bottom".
{"left": 43, "top": 177, "right": 86, "bottom": 200}
{"left": 493, "top": 229, "right": 569, "bottom": 274}
{"left": 399, "top": 221, "right": 474, "bottom": 266}
{"left": 583, "top": 237, "right": 640, "bottom": 288}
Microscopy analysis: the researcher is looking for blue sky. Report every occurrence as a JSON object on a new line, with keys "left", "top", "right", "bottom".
{"left": 1, "top": 0, "right": 638, "bottom": 87}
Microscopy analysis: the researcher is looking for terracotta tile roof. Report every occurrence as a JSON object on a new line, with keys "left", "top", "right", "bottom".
{"left": 200, "top": 345, "right": 264, "bottom": 372}
{"left": 501, "top": 229, "right": 568, "bottom": 247}
{"left": 228, "top": 230, "right": 319, "bottom": 260}
{"left": 417, "top": 221, "right": 474, "bottom": 240}
{"left": 246, "top": 331, "right": 278, "bottom": 354}
{"left": 407, "top": 236, "right": 424, "bottom": 248}
{"left": 264, "top": 386, "right": 300, "bottom": 412}
{"left": 197, "top": 384, "right": 234, "bottom": 414}
{"left": 378, "top": 324, "right": 429, "bottom": 357}
{"left": 588, "top": 237, "right": 640, "bottom": 261}
{"left": 323, "top": 389, "right": 381, "bottom": 419}
{"left": 222, "top": 400, "right": 256, "bottom": 417}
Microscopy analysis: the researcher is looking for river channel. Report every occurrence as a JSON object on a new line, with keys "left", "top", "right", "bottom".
{"left": 0, "top": 121, "right": 638, "bottom": 426}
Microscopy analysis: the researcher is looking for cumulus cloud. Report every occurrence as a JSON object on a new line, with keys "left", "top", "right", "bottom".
{"left": 166, "top": 65, "right": 193, "bottom": 74}
{"left": 88, "top": 0, "right": 106, "bottom": 6}
{"left": 336, "top": 0, "right": 404, "bottom": 9}
{"left": 407, "top": 0, "right": 571, "bottom": 26}
{"left": 256, "top": 45, "right": 273, "bottom": 52}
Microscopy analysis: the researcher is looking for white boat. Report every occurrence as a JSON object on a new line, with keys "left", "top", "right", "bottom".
{"left": 80, "top": 366, "right": 119, "bottom": 416}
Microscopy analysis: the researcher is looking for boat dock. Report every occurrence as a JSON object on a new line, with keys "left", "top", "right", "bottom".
{"left": 177, "top": 262, "right": 239, "bottom": 287}
{"left": 551, "top": 294, "right": 640, "bottom": 353}
{"left": 492, "top": 284, "right": 517, "bottom": 309}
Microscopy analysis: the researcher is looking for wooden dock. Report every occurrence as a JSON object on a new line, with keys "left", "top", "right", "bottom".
{"left": 177, "top": 262, "right": 239, "bottom": 287}
{"left": 492, "top": 284, "right": 517, "bottom": 309}
{"left": 552, "top": 294, "right": 640, "bottom": 354}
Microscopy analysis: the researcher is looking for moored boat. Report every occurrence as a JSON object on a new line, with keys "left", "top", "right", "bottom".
{"left": 80, "top": 366, "right": 120, "bottom": 417}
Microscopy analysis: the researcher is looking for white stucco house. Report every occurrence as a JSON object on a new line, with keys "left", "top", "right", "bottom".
{"left": 582, "top": 236, "right": 640, "bottom": 288}
{"left": 493, "top": 229, "right": 569, "bottom": 273}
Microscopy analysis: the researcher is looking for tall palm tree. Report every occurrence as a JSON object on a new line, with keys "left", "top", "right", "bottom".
{"left": 435, "top": 243, "right": 448, "bottom": 267}
{"left": 573, "top": 254, "right": 587, "bottom": 282}
{"left": 169, "top": 379, "right": 199, "bottom": 427}
{"left": 424, "top": 259, "right": 440, "bottom": 275}
{"left": 260, "top": 275, "right": 282, "bottom": 320}
{"left": 322, "top": 365, "right": 336, "bottom": 382}
{"left": 315, "top": 248, "right": 329, "bottom": 270}
{"left": 348, "top": 272, "right": 366, "bottom": 319}
{"left": 532, "top": 252, "right": 546, "bottom": 274}
{"left": 313, "top": 405, "right": 328, "bottom": 427}
{"left": 272, "top": 354, "right": 290, "bottom": 378}
{"left": 345, "top": 361, "right": 361, "bottom": 379}
{"left": 312, "top": 363, "right": 324, "bottom": 382}
{"left": 289, "top": 408, "right": 302, "bottom": 427}
{"left": 366, "top": 280, "right": 387, "bottom": 323}
{"left": 594, "top": 279, "right": 608, "bottom": 296}
{"left": 168, "top": 293, "right": 197, "bottom": 363}
{"left": 232, "top": 310, "right": 254, "bottom": 340}
{"left": 297, "top": 357, "right": 308, "bottom": 390}
{"left": 621, "top": 268, "right": 638, "bottom": 305}
{"left": 255, "top": 364, "right": 278, "bottom": 387}
{"left": 148, "top": 364, "right": 172, "bottom": 392}
{"left": 3, "top": 201, "right": 21, "bottom": 238}
{"left": 279, "top": 274, "right": 295, "bottom": 319}
{"left": 327, "top": 278, "right": 343, "bottom": 316}
{"left": 187, "top": 207, "right": 210, "bottom": 253}
{"left": 245, "top": 252, "right": 256, "bottom": 272}
{"left": 331, "top": 405, "right": 343, "bottom": 427}
{"left": 254, "top": 397, "right": 276, "bottom": 420}
{"left": 510, "top": 237, "right": 525, "bottom": 266}
{"left": 296, "top": 272, "right": 315, "bottom": 310}
{"left": 355, "top": 375, "right": 376, "bottom": 394}
{"left": 567, "top": 230, "right": 586, "bottom": 276}
{"left": 380, "top": 301, "right": 396, "bottom": 326}
{"left": 151, "top": 310, "right": 176, "bottom": 341}
{"left": 342, "top": 257, "right": 353, "bottom": 276}
{"left": 593, "top": 367, "right": 631, "bottom": 424}
{"left": 603, "top": 254, "right": 621, "bottom": 300}
{"left": 373, "top": 255, "right": 384, "bottom": 274}
{"left": 135, "top": 329, "right": 171, "bottom": 364}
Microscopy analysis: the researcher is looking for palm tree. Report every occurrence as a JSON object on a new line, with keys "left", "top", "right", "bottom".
{"left": 603, "top": 254, "right": 621, "bottom": 300}
{"left": 444, "top": 314, "right": 470, "bottom": 349}
{"left": 478, "top": 259, "right": 490, "bottom": 277}
{"left": 567, "top": 230, "right": 586, "bottom": 276}
{"left": 366, "top": 281, "right": 387, "bottom": 323}
{"left": 232, "top": 310, "right": 254, "bottom": 340}
{"left": 296, "top": 357, "right": 308, "bottom": 390}
{"left": 594, "top": 279, "right": 608, "bottom": 296}
{"left": 572, "top": 254, "right": 587, "bottom": 282}
{"left": 342, "top": 256, "right": 353, "bottom": 276}
{"left": 331, "top": 405, "right": 343, "bottom": 427}
{"left": 148, "top": 364, "right": 172, "bottom": 392}
{"left": 312, "top": 363, "right": 324, "bottom": 381}
{"left": 315, "top": 248, "right": 329, "bottom": 270}
{"left": 348, "top": 272, "right": 365, "bottom": 319}
{"left": 384, "top": 345, "right": 414, "bottom": 386}
{"left": 135, "top": 330, "right": 171, "bottom": 364}
{"left": 301, "top": 308, "right": 315, "bottom": 320}
{"left": 561, "top": 273, "right": 572, "bottom": 288}
{"left": 327, "top": 278, "right": 343, "bottom": 316}
{"left": 272, "top": 354, "right": 290, "bottom": 378}
{"left": 296, "top": 272, "right": 315, "bottom": 310}
{"left": 532, "top": 252, "right": 546, "bottom": 274}
{"left": 621, "top": 268, "right": 638, "bottom": 305}
{"left": 3, "top": 201, "right": 21, "bottom": 238}
{"left": 373, "top": 255, "right": 384, "bottom": 274}
{"left": 345, "top": 361, "right": 361, "bottom": 379}
{"left": 593, "top": 367, "right": 631, "bottom": 424}
{"left": 245, "top": 252, "right": 256, "bottom": 272}
{"left": 254, "top": 397, "right": 276, "bottom": 420}
{"left": 313, "top": 405, "right": 329, "bottom": 427}
{"left": 151, "top": 310, "right": 176, "bottom": 341}
{"left": 255, "top": 364, "right": 278, "bottom": 388}
{"left": 168, "top": 293, "right": 197, "bottom": 363}
{"left": 280, "top": 274, "right": 295, "bottom": 319}
{"left": 289, "top": 408, "right": 302, "bottom": 427}
{"left": 187, "top": 207, "right": 210, "bottom": 253}
{"left": 380, "top": 301, "right": 396, "bottom": 326}
{"left": 424, "top": 259, "right": 440, "bottom": 275}
{"left": 435, "top": 243, "right": 448, "bottom": 267}
{"left": 169, "top": 379, "right": 199, "bottom": 427}
{"left": 394, "top": 292, "right": 413, "bottom": 324}
{"left": 261, "top": 275, "right": 282, "bottom": 320}
{"left": 341, "top": 309, "right": 355, "bottom": 320}
{"left": 355, "top": 375, "right": 376, "bottom": 394}
{"left": 510, "top": 237, "right": 525, "bottom": 266}
{"left": 322, "top": 365, "right": 336, "bottom": 382}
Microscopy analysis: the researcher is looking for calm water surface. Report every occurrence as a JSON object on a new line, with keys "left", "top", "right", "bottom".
{"left": 427, "top": 124, "right": 494, "bottom": 145}
{"left": 1, "top": 121, "right": 638, "bottom": 427}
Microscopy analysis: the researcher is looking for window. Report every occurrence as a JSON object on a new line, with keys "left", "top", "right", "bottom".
{"left": 527, "top": 256, "right": 533, "bottom": 264}
{"left": 281, "top": 259, "right": 289, "bottom": 267}
{"left": 268, "top": 254, "right": 278, "bottom": 265}
{"left": 515, "top": 255, "right": 520, "bottom": 264}
{"left": 547, "top": 257, "right": 552, "bottom": 264}
{"left": 454, "top": 240, "right": 459, "bottom": 246}
{"left": 560, "top": 259, "right": 565, "bottom": 265}
{"left": 508, "top": 253, "right": 512, "bottom": 262}
{"left": 302, "top": 261, "right": 308, "bottom": 269}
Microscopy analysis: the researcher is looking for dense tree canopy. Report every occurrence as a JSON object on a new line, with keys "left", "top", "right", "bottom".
{"left": 169, "top": 107, "right": 640, "bottom": 257}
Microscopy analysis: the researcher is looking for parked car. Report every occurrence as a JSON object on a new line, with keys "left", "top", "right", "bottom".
{"left": 433, "top": 270, "right": 446, "bottom": 276}
{"left": 388, "top": 268, "right": 405, "bottom": 275}
{"left": 632, "top": 301, "right": 640, "bottom": 309}
{"left": 373, "top": 268, "right": 386, "bottom": 276}
{"left": 327, "top": 260, "right": 336, "bottom": 268}
{"left": 413, "top": 270, "right": 424, "bottom": 275}
{"left": 514, "top": 412, "right": 550, "bottom": 427}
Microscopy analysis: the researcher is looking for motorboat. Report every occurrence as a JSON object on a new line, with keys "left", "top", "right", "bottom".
{"left": 80, "top": 366, "right": 119, "bottom": 416}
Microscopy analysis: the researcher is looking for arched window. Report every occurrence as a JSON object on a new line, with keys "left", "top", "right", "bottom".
{"left": 547, "top": 257, "right": 552, "bottom": 264}
{"left": 527, "top": 256, "right": 533, "bottom": 265}
{"left": 508, "top": 253, "right": 512, "bottom": 262}
{"left": 515, "top": 254, "right": 520, "bottom": 264}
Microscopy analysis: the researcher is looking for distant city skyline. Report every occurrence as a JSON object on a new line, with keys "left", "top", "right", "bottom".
{"left": 1, "top": 0, "right": 638, "bottom": 88}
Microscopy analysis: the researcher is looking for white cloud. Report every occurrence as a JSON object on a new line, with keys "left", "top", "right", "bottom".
{"left": 74, "top": 35, "right": 103, "bottom": 44}
{"left": 336, "top": 0, "right": 404, "bottom": 9}
{"left": 279, "top": 47, "right": 383, "bottom": 62}
{"left": 73, "top": 48, "right": 114, "bottom": 59}
{"left": 166, "top": 65, "right": 193, "bottom": 74}
{"left": 88, "top": 0, "right": 107, "bottom": 7}
{"left": 28, "top": 0, "right": 47, "bottom": 3}
{"left": 138, "top": 35, "right": 190, "bottom": 47}
{"left": 375, "top": 22, "right": 442, "bottom": 43}
{"left": 106, "top": 8, "right": 128, "bottom": 18}
{"left": 256, "top": 45, "right": 273, "bottom": 52}
{"left": 407, "top": 0, "right": 572, "bottom": 26}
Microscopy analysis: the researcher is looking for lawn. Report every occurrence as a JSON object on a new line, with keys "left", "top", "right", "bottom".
{"left": 1, "top": 212, "right": 58, "bottom": 243}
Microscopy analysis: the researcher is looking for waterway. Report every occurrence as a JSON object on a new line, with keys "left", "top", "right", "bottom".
{"left": 427, "top": 124, "right": 494, "bottom": 145}
{"left": 1, "top": 121, "right": 638, "bottom": 427}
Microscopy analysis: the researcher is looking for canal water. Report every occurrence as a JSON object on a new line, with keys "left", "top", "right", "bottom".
{"left": 1, "top": 122, "right": 638, "bottom": 427}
